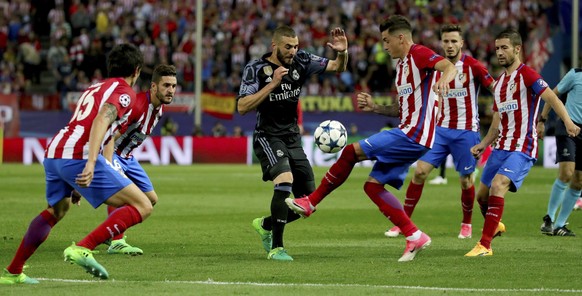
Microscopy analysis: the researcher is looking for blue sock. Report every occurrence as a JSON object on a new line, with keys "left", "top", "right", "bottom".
{"left": 554, "top": 188, "right": 582, "bottom": 228}
{"left": 547, "top": 179, "right": 567, "bottom": 220}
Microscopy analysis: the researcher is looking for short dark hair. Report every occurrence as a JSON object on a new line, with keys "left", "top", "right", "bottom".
{"left": 152, "top": 64, "right": 177, "bottom": 83}
{"left": 440, "top": 24, "right": 462, "bottom": 36}
{"left": 107, "top": 43, "right": 144, "bottom": 78}
{"left": 273, "top": 25, "right": 296, "bottom": 41}
{"left": 379, "top": 15, "right": 411, "bottom": 35}
{"left": 495, "top": 29, "right": 522, "bottom": 47}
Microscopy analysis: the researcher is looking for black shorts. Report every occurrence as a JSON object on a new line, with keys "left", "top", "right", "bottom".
{"left": 253, "top": 133, "right": 315, "bottom": 193}
{"left": 555, "top": 121, "right": 582, "bottom": 170}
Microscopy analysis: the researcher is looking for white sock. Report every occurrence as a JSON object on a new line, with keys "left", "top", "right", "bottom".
{"left": 406, "top": 230, "right": 421, "bottom": 241}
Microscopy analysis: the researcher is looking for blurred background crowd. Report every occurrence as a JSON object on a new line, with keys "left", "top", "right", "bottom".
{"left": 0, "top": 0, "right": 562, "bottom": 106}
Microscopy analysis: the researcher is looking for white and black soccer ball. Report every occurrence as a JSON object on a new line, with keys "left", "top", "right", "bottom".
{"left": 314, "top": 120, "right": 348, "bottom": 153}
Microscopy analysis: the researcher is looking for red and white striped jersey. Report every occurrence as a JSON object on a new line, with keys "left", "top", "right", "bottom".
{"left": 492, "top": 63, "right": 548, "bottom": 157}
{"left": 45, "top": 78, "right": 136, "bottom": 159}
{"left": 395, "top": 44, "right": 444, "bottom": 148}
{"left": 114, "top": 90, "right": 163, "bottom": 158}
{"left": 435, "top": 54, "right": 494, "bottom": 132}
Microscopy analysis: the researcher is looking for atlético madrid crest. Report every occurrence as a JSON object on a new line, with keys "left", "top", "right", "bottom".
{"left": 457, "top": 73, "right": 467, "bottom": 84}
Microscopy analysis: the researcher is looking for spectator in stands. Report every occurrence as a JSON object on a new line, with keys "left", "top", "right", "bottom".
{"left": 54, "top": 55, "right": 75, "bottom": 109}
{"left": 161, "top": 117, "right": 179, "bottom": 136}
{"left": 70, "top": 4, "right": 91, "bottom": 37}
{"left": 211, "top": 121, "right": 227, "bottom": 137}
{"left": 232, "top": 125, "right": 244, "bottom": 137}
{"left": 192, "top": 125, "right": 204, "bottom": 137}
{"left": 18, "top": 35, "right": 41, "bottom": 84}
{"left": 47, "top": 37, "right": 68, "bottom": 72}
{"left": 80, "top": 39, "right": 106, "bottom": 81}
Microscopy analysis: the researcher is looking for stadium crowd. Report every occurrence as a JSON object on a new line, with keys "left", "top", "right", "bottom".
{"left": 0, "top": 0, "right": 557, "bottom": 106}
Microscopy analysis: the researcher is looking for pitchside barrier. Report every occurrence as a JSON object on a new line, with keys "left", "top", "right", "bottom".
{"left": 2, "top": 136, "right": 552, "bottom": 168}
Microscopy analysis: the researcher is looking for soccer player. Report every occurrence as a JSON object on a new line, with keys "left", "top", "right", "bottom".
{"left": 385, "top": 24, "right": 495, "bottom": 240}
{"left": 288, "top": 15, "right": 458, "bottom": 262}
{"left": 537, "top": 65, "right": 582, "bottom": 236}
{"left": 0, "top": 43, "right": 148, "bottom": 284}
{"left": 465, "top": 29, "right": 579, "bottom": 257}
{"left": 101, "top": 64, "right": 178, "bottom": 254}
{"left": 238, "top": 25, "right": 348, "bottom": 261}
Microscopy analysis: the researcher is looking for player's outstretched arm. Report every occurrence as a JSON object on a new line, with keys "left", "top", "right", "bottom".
{"left": 325, "top": 27, "right": 348, "bottom": 73}
{"left": 356, "top": 92, "right": 398, "bottom": 117}
{"left": 536, "top": 91, "right": 555, "bottom": 139}
{"left": 541, "top": 88, "right": 580, "bottom": 137}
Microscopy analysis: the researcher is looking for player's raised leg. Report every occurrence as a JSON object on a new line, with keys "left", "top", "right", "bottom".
{"left": 287, "top": 143, "right": 364, "bottom": 217}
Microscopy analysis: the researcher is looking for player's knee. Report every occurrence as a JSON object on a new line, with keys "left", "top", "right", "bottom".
{"left": 413, "top": 169, "right": 429, "bottom": 181}
{"left": 269, "top": 158, "right": 292, "bottom": 181}
{"left": 460, "top": 175, "right": 472, "bottom": 189}
{"left": 50, "top": 199, "right": 70, "bottom": 220}
{"left": 342, "top": 144, "right": 359, "bottom": 162}
{"left": 273, "top": 171, "right": 293, "bottom": 184}
{"left": 136, "top": 201, "right": 154, "bottom": 220}
{"left": 146, "top": 191, "right": 158, "bottom": 206}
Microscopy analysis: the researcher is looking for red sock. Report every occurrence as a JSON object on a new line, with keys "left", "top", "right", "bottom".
{"left": 78, "top": 205, "right": 142, "bottom": 250}
{"left": 107, "top": 205, "right": 124, "bottom": 240}
{"left": 404, "top": 181, "right": 424, "bottom": 217}
{"left": 461, "top": 186, "right": 475, "bottom": 224}
{"left": 364, "top": 182, "right": 418, "bottom": 236}
{"left": 7, "top": 210, "right": 57, "bottom": 274}
{"left": 477, "top": 197, "right": 488, "bottom": 218}
{"left": 480, "top": 195, "right": 504, "bottom": 249}
{"left": 309, "top": 144, "right": 358, "bottom": 206}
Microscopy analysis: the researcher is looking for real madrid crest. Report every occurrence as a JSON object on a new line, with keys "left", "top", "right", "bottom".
{"left": 263, "top": 66, "right": 273, "bottom": 76}
{"left": 291, "top": 69, "right": 299, "bottom": 80}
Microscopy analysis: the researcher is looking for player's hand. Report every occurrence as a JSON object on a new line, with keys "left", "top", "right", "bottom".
{"left": 70, "top": 190, "right": 82, "bottom": 206}
{"left": 536, "top": 121, "right": 545, "bottom": 140}
{"left": 470, "top": 143, "right": 486, "bottom": 159}
{"left": 272, "top": 66, "right": 288, "bottom": 85}
{"left": 565, "top": 121, "right": 581, "bottom": 137}
{"left": 76, "top": 162, "right": 95, "bottom": 187}
{"left": 432, "top": 79, "right": 450, "bottom": 97}
{"left": 327, "top": 27, "right": 348, "bottom": 52}
{"left": 356, "top": 92, "right": 375, "bottom": 112}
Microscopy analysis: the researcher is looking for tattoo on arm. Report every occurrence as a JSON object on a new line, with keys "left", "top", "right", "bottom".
{"left": 376, "top": 104, "right": 399, "bottom": 117}
{"left": 103, "top": 103, "right": 118, "bottom": 124}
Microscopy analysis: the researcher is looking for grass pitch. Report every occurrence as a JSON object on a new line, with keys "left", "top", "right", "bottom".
{"left": 0, "top": 164, "right": 581, "bottom": 295}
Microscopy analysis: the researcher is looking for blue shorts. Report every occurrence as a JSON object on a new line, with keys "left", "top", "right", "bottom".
{"left": 480, "top": 149, "right": 536, "bottom": 192}
{"left": 359, "top": 128, "right": 429, "bottom": 189}
{"left": 44, "top": 155, "right": 133, "bottom": 208}
{"left": 419, "top": 127, "right": 480, "bottom": 176}
{"left": 112, "top": 154, "right": 154, "bottom": 193}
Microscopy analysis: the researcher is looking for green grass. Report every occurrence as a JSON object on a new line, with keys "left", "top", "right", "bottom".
{"left": 0, "top": 164, "right": 581, "bottom": 295}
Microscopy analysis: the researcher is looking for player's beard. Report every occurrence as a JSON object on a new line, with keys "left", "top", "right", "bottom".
{"left": 500, "top": 55, "right": 515, "bottom": 68}
{"left": 157, "top": 92, "right": 173, "bottom": 105}
{"left": 276, "top": 50, "right": 292, "bottom": 67}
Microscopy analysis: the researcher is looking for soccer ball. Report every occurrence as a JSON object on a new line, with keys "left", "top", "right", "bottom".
{"left": 314, "top": 120, "right": 348, "bottom": 153}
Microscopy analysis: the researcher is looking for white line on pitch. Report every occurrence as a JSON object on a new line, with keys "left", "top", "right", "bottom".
{"left": 36, "top": 278, "right": 582, "bottom": 293}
